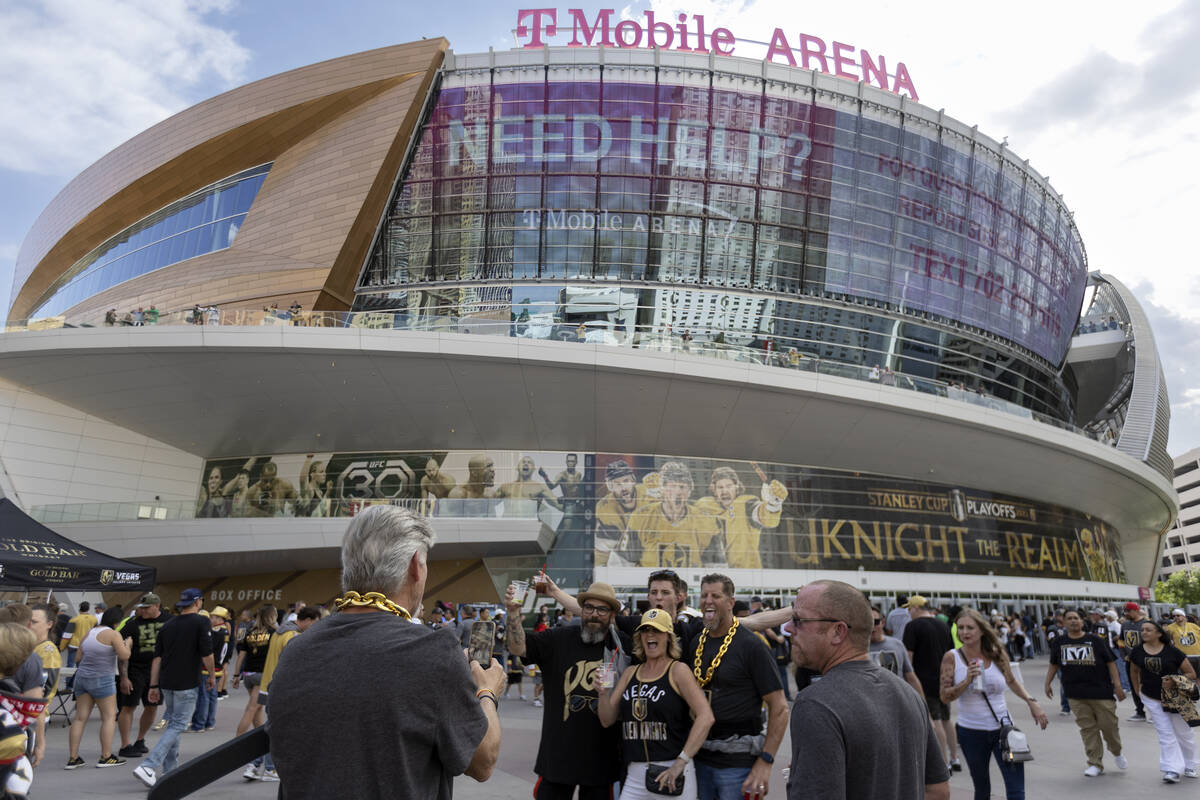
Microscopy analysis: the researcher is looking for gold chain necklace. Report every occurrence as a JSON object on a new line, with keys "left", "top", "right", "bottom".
{"left": 335, "top": 591, "right": 411, "bottom": 619}
{"left": 693, "top": 617, "right": 739, "bottom": 688}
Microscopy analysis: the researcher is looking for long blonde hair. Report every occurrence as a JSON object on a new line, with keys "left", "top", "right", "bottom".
{"left": 956, "top": 608, "right": 1011, "bottom": 675}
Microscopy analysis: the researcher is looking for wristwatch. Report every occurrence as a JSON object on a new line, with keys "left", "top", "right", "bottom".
{"left": 677, "top": 752, "right": 691, "bottom": 763}
{"left": 758, "top": 751, "right": 775, "bottom": 764}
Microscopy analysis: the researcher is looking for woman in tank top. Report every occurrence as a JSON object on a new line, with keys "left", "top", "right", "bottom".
{"left": 1128, "top": 619, "right": 1198, "bottom": 783}
{"left": 598, "top": 608, "right": 713, "bottom": 800}
{"left": 66, "top": 607, "right": 132, "bottom": 768}
{"left": 939, "top": 608, "right": 1047, "bottom": 800}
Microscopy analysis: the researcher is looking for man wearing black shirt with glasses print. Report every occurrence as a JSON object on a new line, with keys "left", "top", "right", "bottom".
{"left": 507, "top": 581, "right": 632, "bottom": 800}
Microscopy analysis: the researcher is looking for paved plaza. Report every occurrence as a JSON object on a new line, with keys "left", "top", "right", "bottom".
{"left": 29, "top": 657, "right": 1190, "bottom": 798}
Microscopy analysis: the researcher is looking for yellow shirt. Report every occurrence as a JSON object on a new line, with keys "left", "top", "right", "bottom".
{"left": 626, "top": 501, "right": 720, "bottom": 568}
{"left": 694, "top": 494, "right": 782, "bottom": 569}
{"left": 60, "top": 613, "right": 97, "bottom": 651}
{"left": 1166, "top": 621, "right": 1200, "bottom": 657}
{"left": 35, "top": 640, "right": 62, "bottom": 706}
{"left": 594, "top": 485, "right": 647, "bottom": 566}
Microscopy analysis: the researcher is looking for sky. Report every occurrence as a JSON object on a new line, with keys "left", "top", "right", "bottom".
{"left": 1, "top": 0, "right": 1198, "bottom": 454}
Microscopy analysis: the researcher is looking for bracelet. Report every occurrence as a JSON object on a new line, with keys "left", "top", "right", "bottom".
{"left": 476, "top": 688, "right": 496, "bottom": 699}
{"left": 149, "top": 685, "right": 159, "bottom": 689}
{"left": 677, "top": 752, "right": 691, "bottom": 764}
{"left": 478, "top": 693, "right": 497, "bottom": 707}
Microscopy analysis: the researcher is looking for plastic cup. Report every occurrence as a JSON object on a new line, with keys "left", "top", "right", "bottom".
{"left": 511, "top": 580, "right": 528, "bottom": 604}
{"left": 595, "top": 662, "right": 615, "bottom": 690}
{"left": 533, "top": 570, "right": 549, "bottom": 594}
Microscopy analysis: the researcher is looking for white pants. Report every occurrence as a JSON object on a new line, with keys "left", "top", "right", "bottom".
{"left": 1142, "top": 695, "right": 1198, "bottom": 775}
{"left": 621, "top": 760, "right": 698, "bottom": 800}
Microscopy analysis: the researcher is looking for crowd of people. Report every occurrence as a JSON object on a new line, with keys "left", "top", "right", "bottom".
{"left": 1, "top": 506, "right": 1196, "bottom": 798}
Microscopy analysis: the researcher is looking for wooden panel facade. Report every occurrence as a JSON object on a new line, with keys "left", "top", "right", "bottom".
{"left": 11, "top": 39, "right": 447, "bottom": 322}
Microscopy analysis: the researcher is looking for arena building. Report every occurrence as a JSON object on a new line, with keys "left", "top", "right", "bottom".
{"left": 0, "top": 36, "right": 1177, "bottom": 616}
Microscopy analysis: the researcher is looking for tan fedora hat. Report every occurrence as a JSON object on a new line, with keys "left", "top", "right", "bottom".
{"left": 576, "top": 581, "right": 621, "bottom": 612}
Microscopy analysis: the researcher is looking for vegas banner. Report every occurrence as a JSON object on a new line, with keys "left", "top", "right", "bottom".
{"left": 197, "top": 451, "right": 1125, "bottom": 586}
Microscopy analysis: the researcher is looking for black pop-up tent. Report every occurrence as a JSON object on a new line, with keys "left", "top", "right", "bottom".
{"left": 0, "top": 499, "right": 155, "bottom": 591}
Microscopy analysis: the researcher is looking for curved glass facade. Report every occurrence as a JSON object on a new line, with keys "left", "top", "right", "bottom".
{"left": 197, "top": 449, "right": 1127, "bottom": 589}
{"left": 359, "top": 53, "right": 1087, "bottom": 372}
{"left": 29, "top": 163, "right": 272, "bottom": 319}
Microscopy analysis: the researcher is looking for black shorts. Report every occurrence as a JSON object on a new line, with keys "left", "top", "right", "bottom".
{"left": 925, "top": 694, "right": 950, "bottom": 721}
{"left": 533, "top": 778, "right": 614, "bottom": 800}
{"left": 117, "top": 666, "right": 161, "bottom": 709}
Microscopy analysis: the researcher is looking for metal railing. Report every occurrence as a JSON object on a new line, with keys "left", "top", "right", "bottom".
{"left": 5, "top": 306, "right": 1101, "bottom": 442}
{"left": 28, "top": 496, "right": 544, "bottom": 524}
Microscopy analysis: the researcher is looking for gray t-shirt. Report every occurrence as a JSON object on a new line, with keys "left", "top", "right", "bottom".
{"left": 885, "top": 607, "right": 910, "bottom": 641}
{"left": 868, "top": 635, "right": 914, "bottom": 677}
{"left": 268, "top": 613, "right": 488, "bottom": 800}
{"left": 788, "top": 660, "right": 948, "bottom": 800}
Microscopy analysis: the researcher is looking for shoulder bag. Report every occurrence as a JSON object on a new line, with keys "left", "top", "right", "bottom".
{"left": 960, "top": 649, "right": 1033, "bottom": 763}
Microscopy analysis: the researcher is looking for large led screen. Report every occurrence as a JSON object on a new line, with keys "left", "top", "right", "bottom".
{"left": 198, "top": 450, "right": 1125, "bottom": 586}
{"left": 365, "top": 71, "right": 1087, "bottom": 364}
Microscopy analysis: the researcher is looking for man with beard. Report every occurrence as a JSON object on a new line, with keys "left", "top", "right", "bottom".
{"left": 686, "top": 574, "right": 786, "bottom": 800}
{"left": 788, "top": 582, "right": 949, "bottom": 800}
{"left": 449, "top": 455, "right": 497, "bottom": 499}
{"left": 695, "top": 467, "right": 787, "bottom": 569}
{"left": 619, "top": 461, "right": 720, "bottom": 568}
{"left": 506, "top": 582, "right": 631, "bottom": 800}
{"left": 594, "top": 460, "right": 644, "bottom": 567}
{"left": 496, "top": 455, "right": 562, "bottom": 511}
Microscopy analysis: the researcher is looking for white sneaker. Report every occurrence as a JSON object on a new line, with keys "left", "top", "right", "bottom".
{"left": 1164, "top": 772, "right": 1180, "bottom": 783}
{"left": 261, "top": 769, "right": 280, "bottom": 782}
{"left": 1083, "top": 765, "right": 1103, "bottom": 777}
{"left": 132, "top": 765, "right": 156, "bottom": 787}
{"left": 1114, "top": 755, "right": 1128, "bottom": 770}
{"left": 519, "top": 694, "right": 528, "bottom": 701}
{"left": 242, "top": 763, "right": 263, "bottom": 781}
{"left": 532, "top": 698, "right": 543, "bottom": 707}
{"left": 1184, "top": 768, "right": 1198, "bottom": 779}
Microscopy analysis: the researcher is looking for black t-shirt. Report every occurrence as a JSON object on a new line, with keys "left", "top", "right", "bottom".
{"left": 1050, "top": 633, "right": 1117, "bottom": 700}
{"left": 902, "top": 616, "right": 953, "bottom": 696}
{"left": 154, "top": 612, "right": 213, "bottom": 691}
{"left": 523, "top": 624, "right": 631, "bottom": 786}
{"left": 125, "top": 611, "right": 172, "bottom": 669}
{"left": 1083, "top": 620, "right": 1114, "bottom": 656}
{"left": 1129, "top": 644, "right": 1188, "bottom": 701}
{"left": 685, "top": 624, "right": 782, "bottom": 768}
{"left": 210, "top": 627, "right": 230, "bottom": 672}
{"left": 238, "top": 627, "right": 273, "bottom": 674}
{"left": 1119, "top": 618, "right": 1144, "bottom": 657}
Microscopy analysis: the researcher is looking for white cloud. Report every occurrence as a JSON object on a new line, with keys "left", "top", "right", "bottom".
{"left": 0, "top": 0, "right": 249, "bottom": 175}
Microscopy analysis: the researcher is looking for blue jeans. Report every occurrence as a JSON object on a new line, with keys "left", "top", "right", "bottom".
{"left": 956, "top": 725, "right": 1024, "bottom": 800}
{"left": 776, "top": 662, "right": 792, "bottom": 700}
{"left": 143, "top": 688, "right": 198, "bottom": 774}
{"left": 1058, "top": 675, "right": 1070, "bottom": 713}
{"left": 695, "top": 761, "right": 752, "bottom": 800}
{"left": 190, "top": 681, "right": 217, "bottom": 730}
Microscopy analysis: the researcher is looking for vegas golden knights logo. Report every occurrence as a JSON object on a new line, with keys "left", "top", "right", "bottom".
{"left": 99, "top": 569, "right": 115, "bottom": 586}
{"left": 632, "top": 697, "right": 648, "bottom": 721}
{"left": 949, "top": 490, "right": 967, "bottom": 523}
{"left": 1145, "top": 656, "right": 1163, "bottom": 674}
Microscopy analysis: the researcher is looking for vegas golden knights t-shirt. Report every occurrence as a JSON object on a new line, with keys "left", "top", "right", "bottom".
{"left": 1129, "top": 644, "right": 1188, "bottom": 701}
{"left": 1049, "top": 633, "right": 1116, "bottom": 700}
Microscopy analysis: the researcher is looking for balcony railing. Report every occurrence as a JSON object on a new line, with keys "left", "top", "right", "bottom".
{"left": 28, "top": 496, "right": 546, "bottom": 524}
{"left": 4, "top": 306, "right": 1104, "bottom": 443}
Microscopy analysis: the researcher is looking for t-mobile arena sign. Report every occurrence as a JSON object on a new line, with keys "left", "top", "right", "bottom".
{"left": 516, "top": 8, "right": 919, "bottom": 100}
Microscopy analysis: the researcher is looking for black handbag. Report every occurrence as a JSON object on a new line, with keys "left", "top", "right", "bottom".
{"left": 641, "top": 693, "right": 685, "bottom": 797}
{"left": 644, "top": 762, "right": 685, "bottom": 796}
